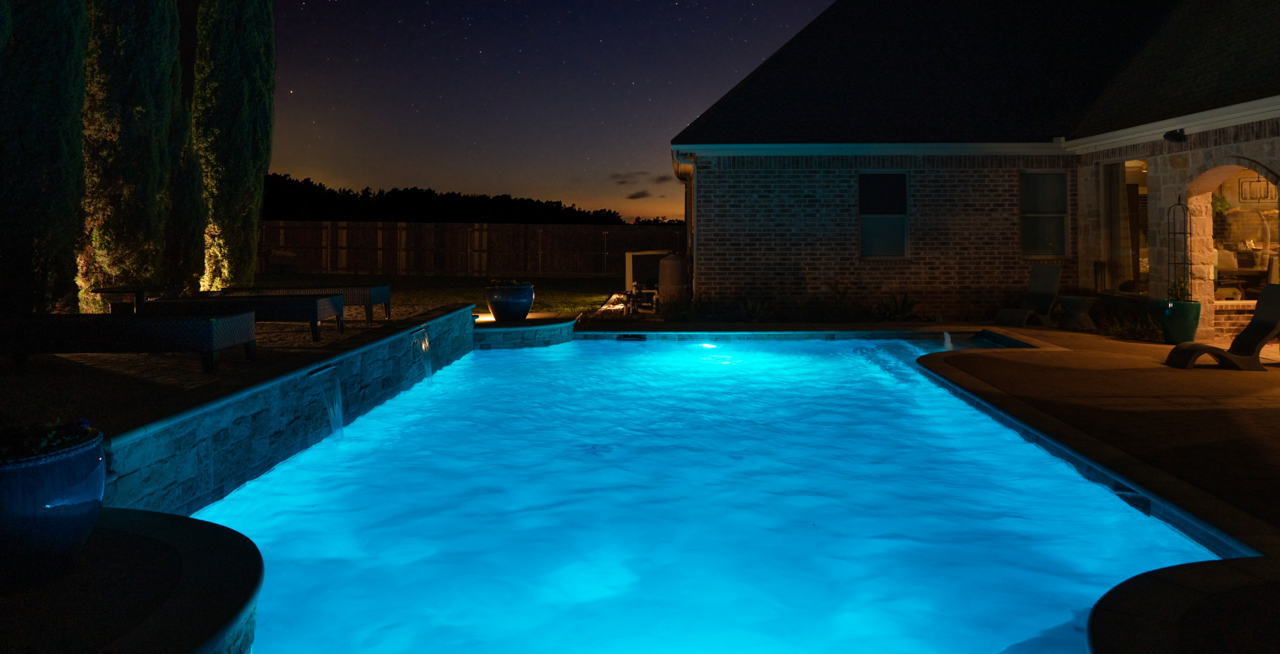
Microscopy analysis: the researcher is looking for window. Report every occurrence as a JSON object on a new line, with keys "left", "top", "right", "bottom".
{"left": 1021, "top": 173, "right": 1067, "bottom": 257}
{"left": 859, "top": 173, "right": 908, "bottom": 258}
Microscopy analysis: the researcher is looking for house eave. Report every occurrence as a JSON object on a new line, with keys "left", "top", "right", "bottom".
{"left": 668, "top": 143, "right": 1067, "bottom": 157}
{"left": 672, "top": 94, "right": 1280, "bottom": 159}
{"left": 1064, "top": 94, "right": 1280, "bottom": 154}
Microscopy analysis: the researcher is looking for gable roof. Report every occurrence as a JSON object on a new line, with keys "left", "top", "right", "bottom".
{"left": 1072, "top": 0, "right": 1280, "bottom": 139}
{"left": 673, "top": 0, "right": 1182, "bottom": 145}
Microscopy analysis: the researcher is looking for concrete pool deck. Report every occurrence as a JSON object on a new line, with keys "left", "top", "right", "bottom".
{"left": 919, "top": 326, "right": 1280, "bottom": 558}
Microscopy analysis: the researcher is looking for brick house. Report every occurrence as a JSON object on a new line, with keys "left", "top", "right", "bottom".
{"left": 671, "top": 0, "right": 1280, "bottom": 336}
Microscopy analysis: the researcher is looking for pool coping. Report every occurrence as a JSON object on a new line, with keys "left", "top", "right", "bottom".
{"left": 917, "top": 360, "right": 1260, "bottom": 560}
{"left": 106, "top": 304, "right": 475, "bottom": 452}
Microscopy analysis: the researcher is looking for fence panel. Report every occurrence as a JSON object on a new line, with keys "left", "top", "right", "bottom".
{"left": 258, "top": 221, "right": 684, "bottom": 277}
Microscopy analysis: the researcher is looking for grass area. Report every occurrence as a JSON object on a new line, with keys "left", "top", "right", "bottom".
{"left": 254, "top": 274, "right": 619, "bottom": 314}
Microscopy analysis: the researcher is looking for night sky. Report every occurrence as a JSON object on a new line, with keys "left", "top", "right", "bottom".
{"left": 271, "top": 0, "right": 836, "bottom": 220}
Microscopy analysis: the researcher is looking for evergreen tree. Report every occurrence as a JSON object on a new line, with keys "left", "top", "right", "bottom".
{"left": 0, "top": 0, "right": 88, "bottom": 314}
{"left": 193, "top": 0, "right": 273, "bottom": 290}
{"left": 79, "top": 0, "right": 180, "bottom": 311}
{"left": 162, "top": 0, "right": 206, "bottom": 294}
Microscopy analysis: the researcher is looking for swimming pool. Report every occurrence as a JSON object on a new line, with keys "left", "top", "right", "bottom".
{"left": 196, "top": 338, "right": 1213, "bottom": 653}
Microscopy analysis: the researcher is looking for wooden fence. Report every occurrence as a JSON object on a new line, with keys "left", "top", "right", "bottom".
{"left": 257, "top": 221, "right": 685, "bottom": 277}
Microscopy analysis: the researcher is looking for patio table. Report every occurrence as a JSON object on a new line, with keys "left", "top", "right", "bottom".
{"left": 137, "top": 295, "right": 344, "bottom": 342}
{"left": 204, "top": 285, "right": 391, "bottom": 322}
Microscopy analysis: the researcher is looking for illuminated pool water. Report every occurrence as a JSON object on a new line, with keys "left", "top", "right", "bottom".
{"left": 196, "top": 339, "right": 1213, "bottom": 653}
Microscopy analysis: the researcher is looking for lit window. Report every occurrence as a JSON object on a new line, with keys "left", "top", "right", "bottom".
{"left": 1021, "top": 173, "right": 1067, "bottom": 256}
{"left": 859, "top": 173, "right": 908, "bottom": 258}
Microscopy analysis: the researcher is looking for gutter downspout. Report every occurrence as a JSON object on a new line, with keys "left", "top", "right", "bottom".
{"left": 672, "top": 149, "right": 696, "bottom": 298}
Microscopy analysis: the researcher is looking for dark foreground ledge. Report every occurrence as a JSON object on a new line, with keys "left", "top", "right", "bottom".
{"left": 0, "top": 508, "right": 262, "bottom": 654}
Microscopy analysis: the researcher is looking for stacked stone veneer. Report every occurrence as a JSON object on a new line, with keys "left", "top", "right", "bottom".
{"left": 692, "top": 155, "right": 1080, "bottom": 320}
{"left": 103, "top": 305, "right": 474, "bottom": 516}
{"left": 474, "top": 319, "right": 575, "bottom": 349}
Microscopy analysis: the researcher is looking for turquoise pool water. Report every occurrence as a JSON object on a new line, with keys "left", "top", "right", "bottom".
{"left": 196, "top": 339, "right": 1213, "bottom": 653}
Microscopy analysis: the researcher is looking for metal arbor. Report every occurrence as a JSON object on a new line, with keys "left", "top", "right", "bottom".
{"left": 1166, "top": 194, "right": 1191, "bottom": 301}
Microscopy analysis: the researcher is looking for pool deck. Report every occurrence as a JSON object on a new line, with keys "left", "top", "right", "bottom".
{"left": 920, "top": 327, "right": 1280, "bottom": 558}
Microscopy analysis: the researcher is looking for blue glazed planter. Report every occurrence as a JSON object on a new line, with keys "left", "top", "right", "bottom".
{"left": 486, "top": 284, "right": 535, "bottom": 322}
{"left": 0, "top": 433, "right": 105, "bottom": 584}
{"left": 1161, "top": 301, "right": 1202, "bottom": 345}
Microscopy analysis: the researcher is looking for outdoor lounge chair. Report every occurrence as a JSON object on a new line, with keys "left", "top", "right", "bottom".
{"left": 0, "top": 312, "right": 257, "bottom": 373}
{"left": 204, "top": 285, "right": 391, "bottom": 322}
{"left": 994, "top": 265, "right": 1062, "bottom": 327}
{"left": 137, "top": 294, "right": 344, "bottom": 341}
{"left": 1166, "top": 284, "right": 1280, "bottom": 371}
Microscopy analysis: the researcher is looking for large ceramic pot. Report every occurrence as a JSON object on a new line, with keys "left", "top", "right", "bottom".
{"left": 0, "top": 432, "right": 106, "bottom": 584}
{"left": 1160, "top": 300, "right": 1202, "bottom": 345}
{"left": 486, "top": 284, "right": 535, "bottom": 322}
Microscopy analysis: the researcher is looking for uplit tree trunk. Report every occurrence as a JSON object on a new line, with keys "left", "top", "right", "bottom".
{"left": 193, "top": 0, "right": 274, "bottom": 290}
{"left": 79, "top": 0, "right": 180, "bottom": 311}
{"left": 0, "top": 0, "right": 88, "bottom": 315}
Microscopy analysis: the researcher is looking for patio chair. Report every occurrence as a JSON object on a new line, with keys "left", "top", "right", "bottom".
{"left": 994, "top": 265, "right": 1062, "bottom": 327}
{"left": 1166, "top": 284, "right": 1280, "bottom": 371}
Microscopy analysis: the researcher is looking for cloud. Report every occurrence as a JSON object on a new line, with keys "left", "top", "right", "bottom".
{"left": 609, "top": 171, "right": 650, "bottom": 186}
{"left": 652, "top": 175, "right": 675, "bottom": 184}
{"left": 626, "top": 190, "right": 651, "bottom": 200}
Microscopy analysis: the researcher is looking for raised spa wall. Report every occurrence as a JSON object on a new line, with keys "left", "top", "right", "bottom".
{"left": 103, "top": 305, "right": 475, "bottom": 516}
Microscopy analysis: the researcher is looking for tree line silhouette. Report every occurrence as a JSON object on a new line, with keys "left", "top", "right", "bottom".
{"left": 263, "top": 174, "right": 636, "bottom": 226}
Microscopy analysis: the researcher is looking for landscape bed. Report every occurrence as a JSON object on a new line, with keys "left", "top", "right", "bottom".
{"left": 196, "top": 337, "right": 1220, "bottom": 653}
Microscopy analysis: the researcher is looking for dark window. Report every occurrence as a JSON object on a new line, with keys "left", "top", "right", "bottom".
{"left": 1021, "top": 173, "right": 1067, "bottom": 256}
{"left": 859, "top": 173, "right": 908, "bottom": 258}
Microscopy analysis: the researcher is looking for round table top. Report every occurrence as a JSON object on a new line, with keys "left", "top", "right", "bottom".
{"left": 0, "top": 508, "right": 263, "bottom": 653}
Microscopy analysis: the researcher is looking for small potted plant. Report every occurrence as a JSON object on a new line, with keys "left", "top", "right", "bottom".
{"left": 1160, "top": 276, "right": 1201, "bottom": 345}
{"left": 0, "top": 416, "right": 106, "bottom": 584}
{"left": 485, "top": 279, "right": 535, "bottom": 322}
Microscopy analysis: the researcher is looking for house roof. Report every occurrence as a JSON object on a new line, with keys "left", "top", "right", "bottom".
{"left": 1072, "top": 0, "right": 1280, "bottom": 139}
{"left": 672, "top": 0, "right": 1187, "bottom": 146}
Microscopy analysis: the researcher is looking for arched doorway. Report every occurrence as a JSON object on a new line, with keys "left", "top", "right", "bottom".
{"left": 1175, "top": 159, "right": 1280, "bottom": 339}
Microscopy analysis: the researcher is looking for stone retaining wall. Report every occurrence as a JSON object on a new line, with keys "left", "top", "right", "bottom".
{"left": 103, "top": 305, "right": 474, "bottom": 516}
{"left": 474, "top": 318, "right": 576, "bottom": 349}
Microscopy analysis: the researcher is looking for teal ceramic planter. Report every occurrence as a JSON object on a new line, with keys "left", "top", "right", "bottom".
{"left": 1160, "top": 300, "right": 1201, "bottom": 345}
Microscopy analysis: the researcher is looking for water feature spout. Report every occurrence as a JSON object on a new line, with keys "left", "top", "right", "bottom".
{"left": 308, "top": 364, "right": 344, "bottom": 439}
{"left": 944, "top": 332, "right": 953, "bottom": 351}
{"left": 412, "top": 327, "right": 432, "bottom": 380}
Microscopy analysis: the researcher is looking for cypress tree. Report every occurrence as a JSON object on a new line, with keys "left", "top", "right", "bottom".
{"left": 193, "top": 0, "right": 274, "bottom": 290}
{"left": 164, "top": 108, "right": 207, "bottom": 294}
{"left": 79, "top": 0, "right": 180, "bottom": 311}
{"left": 162, "top": 0, "right": 206, "bottom": 293}
{"left": 0, "top": 0, "right": 88, "bottom": 315}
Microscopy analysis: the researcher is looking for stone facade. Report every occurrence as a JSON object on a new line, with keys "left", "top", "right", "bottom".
{"left": 103, "top": 305, "right": 474, "bottom": 516}
{"left": 1078, "top": 117, "right": 1280, "bottom": 339}
{"left": 691, "top": 155, "right": 1080, "bottom": 320}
